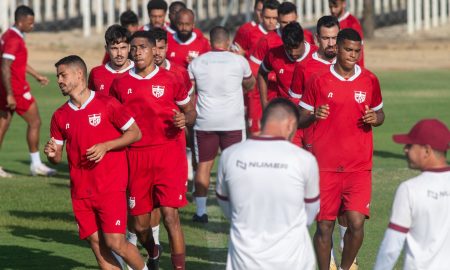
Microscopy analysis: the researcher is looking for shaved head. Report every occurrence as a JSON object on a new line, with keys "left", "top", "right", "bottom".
{"left": 261, "top": 98, "right": 300, "bottom": 129}
{"left": 176, "top": 8, "right": 194, "bottom": 23}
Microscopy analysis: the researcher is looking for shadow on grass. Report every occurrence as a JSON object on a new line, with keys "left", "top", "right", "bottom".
{"left": 0, "top": 245, "right": 94, "bottom": 269}
{"left": 16, "top": 159, "right": 70, "bottom": 179}
{"left": 9, "top": 210, "right": 74, "bottom": 223}
{"left": 179, "top": 212, "right": 229, "bottom": 234}
{"left": 373, "top": 150, "right": 405, "bottom": 160}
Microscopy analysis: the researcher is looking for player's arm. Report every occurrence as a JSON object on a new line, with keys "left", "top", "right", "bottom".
{"left": 243, "top": 75, "right": 255, "bottom": 93}
{"left": 216, "top": 154, "right": 231, "bottom": 219}
{"left": 86, "top": 121, "right": 141, "bottom": 163}
{"left": 304, "top": 155, "right": 320, "bottom": 226}
{"left": 363, "top": 106, "right": 385, "bottom": 127}
{"left": 26, "top": 64, "right": 49, "bottom": 86}
{"left": 298, "top": 78, "right": 329, "bottom": 128}
{"left": 174, "top": 99, "right": 197, "bottom": 129}
{"left": 1, "top": 58, "right": 16, "bottom": 110}
{"left": 373, "top": 228, "right": 406, "bottom": 270}
{"left": 257, "top": 57, "right": 273, "bottom": 109}
{"left": 44, "top": 137, "right": 64, "bottom": 164}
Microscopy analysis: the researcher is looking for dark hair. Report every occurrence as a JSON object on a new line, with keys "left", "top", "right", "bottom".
{"left": 337, "top": 28, "right": 361, "bottom": 45}
{"left": 282, "top": 22, "right": 303, "bottom": 48}
{"left": 149, "top": 27, "right": 167, "bottom": 43}
{"left": 54, "top": 55, "right": 88, "bottom": 79}
{"left": 210, "top": 26, "right": 229, "bottom": 44}
{"left": 278, "top": 2, "right": 296, "bottom": 16}
{"left": 147, "top": 0, "right": 168, "bottom": 12}
{"left": 262, "top": 0, "right": 280, "bottom": 12}
{"left": 261, "top": 98, "right": 300, "bottom": 128}
{"left": 328, "top": 0, "right": 344, "bottom": 5}
{"left": 316, "top": 15, "right": 340, "bottom": 35}
{"left": 15, "top": 5, "right": 34, "bottom": 22}
{"left": 131, "top": 31, "right": 156, "bottom": 46}
{"left": 105, "top": 24, "right": 130, "bottom": 46}
{"left": 169, "top": 1, "right": 186, "bottom": 13}
{"left": 120, "top": 10, "right": 139, "bottom": 27}
{"left": 254, "top": 0, "right": 264, "bottom": 9}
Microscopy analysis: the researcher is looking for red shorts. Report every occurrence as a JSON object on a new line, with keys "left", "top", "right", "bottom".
{"left": 0, "top": 91, "right": 35, "bottom": 115}
{"left": 72, "top": 191, "right": 127, "bottom": 239}
{"left": 317, "top": 171, "right": 372, "bottom": 221}
{"left": 127, "top": 142, "right": 188, "bottom": 216}
{"left": 194, "top": 129, "right": 245, "bottom": 163}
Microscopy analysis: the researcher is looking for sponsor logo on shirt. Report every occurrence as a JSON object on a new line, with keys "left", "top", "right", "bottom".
{"left": 127, "top": 88, "right": 133, "bottom": 94}
{"left": 427, "top": 189, "right": 450, "bottom": 200}
{"left": 236, "top": 160, "right": 247, "bottom": 170}
{"left": 354, "top": 91, "right": 366, "bottom": 103}
{"left": 236, "top": 160, "right": 288, "bottom": 170}
{"left": 115, "top": 220, "right": 121, "bottom": 226}
{"left": 279, "top": 68, "right": 284, "bottom": 74}
{"left": 152, "top": 85, "right": 165, "bottom": 98}
{"left": 65, "top": 123, "right": 70, "bottom": 129}
{"left": 328, "top": 92, "right": 333, "bottom": 98}
{"left": 88, "top": 113, "right": 101, "bottom": 127}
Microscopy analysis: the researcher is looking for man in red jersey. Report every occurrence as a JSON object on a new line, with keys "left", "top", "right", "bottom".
{"left": 329, "top": 0, "right": 364, "bottom": 67}
{"left": 90, "top": 25, "right": 135, "bottom": 95}
{"left": 45, "top": 55, "right": 146, "bottom": 270}
{"left": 110, "top": 31, "right": 196, "bottom": 270}
{"left": 298, "top": 29, "right": 385, "bottom": 270}
{"left": 166, "top": 9, "right": 210, "bottom": 68}
{"left": 0, "top": 5, "right": 56, "bottom": 178}
{"left": 142, "top": 0, "right": 168, "bottom": 31}
{"left": 232, "top": 0, "right": 264, "bottom": 58}
{"left": 166, "top": 1, "right": 204, "bottom": 38}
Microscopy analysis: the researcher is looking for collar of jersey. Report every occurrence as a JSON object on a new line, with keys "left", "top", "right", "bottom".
{"left": 68, "top": 90, "right": 95, "bottom": 111}
{"left": 252, "top": 135, "right": 286, "bottom": 141}
{"left": 276, "top": 27, "right": 282, "bottom": 37}
{"left": 166, "top": 25, "right": 176, "bottom": 34}
{"left": 11, "top": 26, "right": 24, "bottom": 39}
{"left": 312, "top": 52, "right": 336, "bottom": 65}
{"left": 285, "top": 42, "right": 311, "bottom": 63}
{"left": 258, "top": 24, "right": 268, "bottom": 35}
{"left": 424, "top": 167, "right": 450, "bottom": 172}
{"left": 339, "top": 11, "right": 351, "bottom": 22}
{"left": 173, "top": 32, "right": 197, "bottom": 45}
{"left": 330, "top": 64, "right": 361, "bottom": 81}
{"left": 129, "top": 65, "right": 160, "bottom": 80}
{"left": 164, "top": 59, "right": 171, "bottom": 70}
{"left": 105, "top": 60, "right": 134, "bottom": 74}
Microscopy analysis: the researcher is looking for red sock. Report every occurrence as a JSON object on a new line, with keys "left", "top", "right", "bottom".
{"left": 171, "top": 253, "right": 185, "bottom": 270}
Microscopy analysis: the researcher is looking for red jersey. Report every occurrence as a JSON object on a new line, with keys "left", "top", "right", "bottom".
{"left": 261, "top": 42, "right": 317, "bottom": 100}
{"left": 300, "top": 65, "right": 383, "bottom": 172}
{"left": 110, "top": 66, "right": 190, "bottom": 147}
{"left": 88, "top": 61, "right": 135, "bottom": 95}
{"left": 339, "top": 11, "right": 364, "bottom": 67}
{"left": 289, "top": 52, "right": 335, "bottom": 99}
{"left": 50, "top": 91, "right": 134, "bottom": 199}
{"left": 163, "top": 59, "right": 194, "bottom": 95}
{"left": 233, "top": 22, "right": 267, "bottom": 59}
{"left": 0, "top": 27, "right": 29, "bottom": 95}
{"left": 166, "top": 32, "right": 210, "bottom": 68}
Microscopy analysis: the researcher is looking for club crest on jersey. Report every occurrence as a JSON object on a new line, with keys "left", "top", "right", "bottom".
{"left": 129, "top": 197, "right": 136, "bottom": 209}
{"left": 152, "top": 85, "right": 165, "bottom": 98}
{"left": 88, "top": 113, "right": 101, "bottom": 127}
{"left": 354, "top": 91, "right": 366, "bottom": 103}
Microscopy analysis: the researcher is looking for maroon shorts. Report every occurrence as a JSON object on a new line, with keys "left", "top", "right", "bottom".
{"left": 317, "top": 171, "right": 372, "bottom": 221}
{"left": 0, "top": 91, "right": 35, "bottom": 115}
{"left": 194, "top": 129, "right": 245, "bottom": 163}
{"left": 72, "top": 191, "right": 127, "bottom": 239}
{"left": 127, "top": 142, "right": 188, "bottom": 216}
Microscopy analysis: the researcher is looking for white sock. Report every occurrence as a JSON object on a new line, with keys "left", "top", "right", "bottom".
{"left": 339, "top": 225, "right": 347, "bottom": 251}
{"left": 127, "top": 231, "right": 137, "bottom": 246}
{"left": 186, "top": 148, "right": 193, "bottom": 180}
{"left": 195, "top": 197, "right": 207, "bottom": 216}
{"left": 30, "top": 152, "right": 42, "bottom": 166}
{"left": 152, "top": 225, "right": 160, "bottom": 245}
{"left": 112, "top": 251, "right": 124, "bottom": 268}
{"left": 330, "top": 245, "right": 335, "bottom": 260}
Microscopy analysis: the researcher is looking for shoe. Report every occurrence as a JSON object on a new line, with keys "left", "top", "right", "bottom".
{"left": 329, "top": 257, "right": 338, "bottom": 270}
{"left": 0, "top": 167, "right": 12, "bottom": 178}
{"left": 147, "top": 244, "right": 163, "bottom": 270}
{"left": 349, "top": 259, "right": 358, "bottom": 270}
{"left": 30, "top": 163, "right": 57, "bottom": 176}
{"left": 192, "top": 213, "right": 208, "bottom": 223}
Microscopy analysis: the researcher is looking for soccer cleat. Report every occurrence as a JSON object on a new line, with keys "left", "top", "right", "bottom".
{"left": 147, "top": 244, "right": 163, "bottom": 270}
{"left": 192, "top": 213, "right": 208, "bottom": 223}
{"left": 30, "top": 163, "right": 57, "bottom": 176}
{"left": 329, "top": 257, "right": 338, "bottom": 270}
{"left": 349, "top": 259, "right": 359, "bottom": 270}
{"left": 0, "top": 167, "right": 12, "bottom": 178}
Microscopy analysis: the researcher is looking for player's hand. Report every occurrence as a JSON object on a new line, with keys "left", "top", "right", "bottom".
{"left": 6, "top": 94, "right": 16, "bottom": 110}
{"left": 36, "top": 74, "right": 49, "bottom": 86}
{"left": 44, "top": 137, "right": 58, "bottom": 158}
{"left": 173, "top": 109, "right": 186, "bottom": 129}
{"left": 314, "top": 104, "right": 330, "bottom": 120}
{"left": 362, "top": 105, "right": 377, "bottom": 125}
{"left": 86, "top": 143, "right": 108, "bottom": 163}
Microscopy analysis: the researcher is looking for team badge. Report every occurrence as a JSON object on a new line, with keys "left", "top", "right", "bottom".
{"left": 88, "top": 113, "right": 101, "bottom": 127}
{"left": 152, "top": 85, "right": 165, "bottom": 98}
{"left": 354, "top": 91, "right": 366, "bottom": 103}
{"left": 129, "top": 197, "right": 136, "bottom": 209}
{"left": 188, "top": 51, "right": 199, "bottom": 58}
{"left": 23, "top": 92, "right": 32, "bottom": 100}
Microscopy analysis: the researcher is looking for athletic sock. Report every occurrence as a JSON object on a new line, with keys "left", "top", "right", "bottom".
{"left": 330, "top": 246, "right": 335, "bottom": 261}
{"left": 127, "top": 231, "right": 137, "bottom": 246}
{"left": 195, "top": 197, "right": 207, "bottom": 216}
{"left": 152, "top": 225, "right": 160, "bottom": 245}
{"left": 30, "top": 152, "right": 42, "bottom": 166}
{"left": 339, "top": 225, "right": 347, "bottom": 251}
{"left": 171, "top": 253, "right": 185, "bottom": 270}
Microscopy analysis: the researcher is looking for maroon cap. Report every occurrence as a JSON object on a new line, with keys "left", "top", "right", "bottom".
{"left": 393, "top": 119, "right": 450, "bottom": 152}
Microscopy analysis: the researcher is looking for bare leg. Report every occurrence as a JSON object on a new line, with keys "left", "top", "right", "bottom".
{"left": 86, "top": 231, "right": 122, "bottom": 270}
{"left": 103, "top": 232, "right": 145, "bottom": 270}
{"left": 161, "top": 206, "right": 185, "bottom": 269}
{"left": 313, "top": 220, "right": 335, "bottom": 270}
{"left": 0, "top": 109, "right": 13, "bottom": 148}
{"left": 133, "top": 213, "right": 156, "bottom": 257}
{"left": 19, "top": 102, "right": 41, "bottom": 153}
{"left": 340, "top": 211, "right": 365, "bottom": 270}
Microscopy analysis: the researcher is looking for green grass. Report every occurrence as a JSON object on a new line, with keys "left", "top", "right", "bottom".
{"left": 1, "top": 70, "right": 449, "bottom": 269}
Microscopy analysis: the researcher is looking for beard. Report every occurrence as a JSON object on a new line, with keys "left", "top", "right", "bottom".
{"left": 177, "top": 31, "right": 192, "bottom": 42}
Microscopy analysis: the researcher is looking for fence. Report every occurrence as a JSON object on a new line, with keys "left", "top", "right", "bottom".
{"left": 0, "top": 0, "right": 449, "bottom": 36}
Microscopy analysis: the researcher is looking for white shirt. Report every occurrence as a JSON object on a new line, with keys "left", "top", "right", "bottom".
{"left": 216, "top": 137, "right": 320, "bottom": 270}
{"left": 188, "top": 50, "right": 251, "bottom": 131}
{"left": 374, "top": 168, "right": 450, "bottom": 270}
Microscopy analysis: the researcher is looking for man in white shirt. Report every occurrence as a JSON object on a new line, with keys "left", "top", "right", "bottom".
{"left": 374, "top": 119, "right": 450, "bottom": 270}
{"left": 188, "top": 26, "right": 255, "bottom": 223}
{"left": 216, "top": 98, "right": 320, "bottom": 270}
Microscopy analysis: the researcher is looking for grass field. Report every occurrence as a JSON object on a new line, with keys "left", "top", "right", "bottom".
{"left": 0, "top": 70, "right": 449, "bottom": 269}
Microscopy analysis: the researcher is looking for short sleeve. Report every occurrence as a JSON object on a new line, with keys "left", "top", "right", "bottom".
{"left": 388, "top": 183, "right": 412, "bottom": 231}
{"left": 249, "top": 38, "right": 268, "bottom": 65}
{"left": 233, "top": 25, "right": 249, "bottom": 51}
{"left": 289, "top": 64, "right": 306, "bottom": 99}
{"left": 50, "top": 113, "right": 64, "bottom": 145}
{"left": 180, "top": 68, "right": 194, "bottom": 95}
{"left": 187, "top": 62, "right": 195, "bottom": 80}
{"left": 261, "top": 51, "right": 273, "bottom": 73}
{"left": 216, "top": 153, "right": 229, "bottom": 200}
{"left": 87, "top": 71, "right": 94, "bottom": 91}
{"left": 304, "top": 154, "right": 320, "bottom": 201}
{"left": 369, "top": 73, "right": 383, "bottom": 111}
{"left": 173, "top": 76, "right": 190, "bottom": 106}
{"left": 107, "top": 97, "right": 135, "bottom": 131}
{"left": 299, "top": 75, "right": 319, "bottom": 111}
{"left": 2, "top": 36, "right": 20, "bottom": 61}
{"left": 238, "top": 55, "right": 252, "bottom": 79}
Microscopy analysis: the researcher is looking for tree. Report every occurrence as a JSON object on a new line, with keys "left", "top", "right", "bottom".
{"left": 362, "top": 0, "right": 375, "bottom": 39}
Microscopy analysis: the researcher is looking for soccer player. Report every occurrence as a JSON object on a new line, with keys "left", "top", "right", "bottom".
{"left": 90, "top": 25, "right": 135, "bottom": 95}
{"left": 45, "top": 55, "right": 146, "bottom": 270}
{"left": 189, "top": 26, "right": 255, "bottom": 223}
{"left": 216, "top": 98, "right": 320, "bottom": 269}
{"left": 166, "top": 1, "right": 204, "bottom": 38}
{"left": 166, "top": 8, "right": 210, "bottom": 68}
{"left": 0, "top": 5, "right": 56, "bottom": 177}
{"left": 110, "top": 31, "right": 196, "bottom": 270}
{"left": 142, "top": 0, "right": 168, "bottom": 31}
{"left": 298, "top": 28, "right": 385, "bottom": 270}
{"left": 329, "top": 0, "right": 364, "bottom": 67}
{"left": 374, "top": 119, "right": 450, "bottom": 270}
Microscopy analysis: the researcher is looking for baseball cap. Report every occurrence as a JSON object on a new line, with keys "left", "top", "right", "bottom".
{"left": 392, "top": 119, "right": 450, "bottom": 152}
